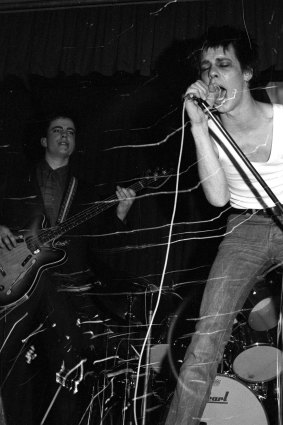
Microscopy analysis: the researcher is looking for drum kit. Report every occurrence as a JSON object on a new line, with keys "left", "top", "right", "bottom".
{"left": 167, "top": 271, "right": 282, "bottom": 425}
{"left": 78, "top": 271, "right": 282, "bottom": 425}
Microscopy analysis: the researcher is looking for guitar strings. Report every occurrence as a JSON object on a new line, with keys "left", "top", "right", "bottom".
{"left": 28, "top": 174, "right": 170, "bottom": 246}
{"left": 7, "top": 175, "right": 162, "bottom": 263}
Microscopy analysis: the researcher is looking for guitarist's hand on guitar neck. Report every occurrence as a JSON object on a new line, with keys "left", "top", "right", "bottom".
{"left": 0, "top": 225, "right": 19, "bottom": 250}
{"left": 116, "top": 185, "right": 136, "bottom": 222}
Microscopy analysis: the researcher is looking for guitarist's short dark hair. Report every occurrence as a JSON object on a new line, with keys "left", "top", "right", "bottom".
{"left": 41, "top": 110, "right": 80, "bottom": 137}
{"left": 23, "top": 109, "right": 81, "bottom": 164}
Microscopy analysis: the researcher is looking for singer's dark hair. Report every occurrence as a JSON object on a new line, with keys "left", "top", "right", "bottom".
{"left": 190, "top": 26, "right": 259, "bottom": 87}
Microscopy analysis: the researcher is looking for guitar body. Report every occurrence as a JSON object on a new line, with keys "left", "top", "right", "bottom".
{"left": 0, "top": 234, "right": 66, "bottom": 308}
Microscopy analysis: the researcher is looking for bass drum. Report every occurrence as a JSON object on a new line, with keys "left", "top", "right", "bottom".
{"left": 201, "top": 374, "right": 269, "bottom": 425}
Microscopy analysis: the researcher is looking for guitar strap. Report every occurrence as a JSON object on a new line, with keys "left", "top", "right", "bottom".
{"left": 56, "top": 176, "right": 78, "bottom": 224}
{"left": 0, "top": 392, "right": 7, "bottom": 425}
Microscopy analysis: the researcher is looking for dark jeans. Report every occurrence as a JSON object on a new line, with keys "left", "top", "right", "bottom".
{"left": 165, "top": 213, "right": 283, "bottom": 425}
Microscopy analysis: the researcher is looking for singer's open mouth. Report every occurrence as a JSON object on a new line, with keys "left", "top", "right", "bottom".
{"left": 215, "top": 86, "right": 227, "bottom": 103}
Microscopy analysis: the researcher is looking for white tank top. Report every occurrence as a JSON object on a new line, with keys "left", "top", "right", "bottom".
{"left": 212, "top": 103, "right": 283, "bottom": 209}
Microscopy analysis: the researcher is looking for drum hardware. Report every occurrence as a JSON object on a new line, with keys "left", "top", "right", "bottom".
{"left": 154, "top": 314, "right": 176, "bottom": 345}
{"left": 91, "top": 280, "right": 181, "bottom": 331}
{"left": 56, "top": 358, "right": 87, "bottom": 394}
{"left": 148, "top": 313, "right": 178, "bottom": 374}
{"left": 141, "top": 306, "right": 153, "bottom": 425}
{"left": 98, "top": 340, "right": 166, "bottom": 425}
{"left": 123, "top": 294, "right": 140, "bottom": 323}
{"left": 130, "top": 285, "right": 181, "bottom": 328}
{"left": 25, "top": 344, "right": 37, "bottom": 364}
{"left": 246, "top": 381, "right": 269, "bottom": 400}
{"left": 273, "top": 381, "right": 280, "bottom": 398}
{"left": 218, "top": 338, "right": 236, "bottom": 376}
{"left": 94, "top": 369, "right": 138, "bottom": 425}
{"left": 101, "top": 295, "right": 158, "bottom": 425}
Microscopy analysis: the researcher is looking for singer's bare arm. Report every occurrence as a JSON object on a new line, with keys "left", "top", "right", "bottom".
{"left": 191, "top": 123, "right": 230, "bottom": 206}
{"left": 184, "top": 80, "right": 230, "bottom": 207}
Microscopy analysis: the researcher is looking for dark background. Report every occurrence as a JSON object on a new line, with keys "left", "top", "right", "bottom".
{"left": 0, "top": 0, "right": 282, "bottom": 292}
{"left": 0, "top": 1, "right": 282, "bottom": 424}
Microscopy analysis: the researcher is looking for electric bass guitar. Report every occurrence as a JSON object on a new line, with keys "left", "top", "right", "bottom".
{"left": 0, "top": 169, "right": 172, "bottom": 308}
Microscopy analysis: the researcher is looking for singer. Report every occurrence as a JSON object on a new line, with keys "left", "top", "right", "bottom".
{"left": 165, "top": 26, "right": 282, "bottom": 425}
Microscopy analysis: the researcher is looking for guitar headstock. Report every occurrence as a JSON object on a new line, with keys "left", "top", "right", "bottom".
{"left": 141, "top": 167, "right": 174, "bottom": 189}
{"left": 144, "top": 167, "right": 173, "bottom": 176}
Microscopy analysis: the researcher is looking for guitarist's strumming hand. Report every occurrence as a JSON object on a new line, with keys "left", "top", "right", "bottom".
{"left": 116, "top": 186, "right": 136, "bottom": 222}
{"left": 0, "top": 225, "right": 18, "bottom": 250}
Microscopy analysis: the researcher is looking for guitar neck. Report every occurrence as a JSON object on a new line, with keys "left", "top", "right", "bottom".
{"left": 38, "top": 178, "right": 146, "bottom": 245}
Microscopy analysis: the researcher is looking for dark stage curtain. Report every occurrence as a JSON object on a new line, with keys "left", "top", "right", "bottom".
{"left": 0, "top": 0, "right": 282, "bottom": 81}
{"left": 0, "top": 0, "right": 280, "bottom": 292}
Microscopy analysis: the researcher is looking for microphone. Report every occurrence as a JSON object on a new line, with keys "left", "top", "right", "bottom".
{"left": 183, "top": 84, "right": 222, "bottom": 110}
{"left": 182, "top": 93, "right": 210, "bottom": 112}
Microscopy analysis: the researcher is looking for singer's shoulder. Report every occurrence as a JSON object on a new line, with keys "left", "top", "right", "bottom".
{"left": 271, "top": 102, "right": 283, "bottom": 111}
{"left": 256, "top": 101, "right": 275, "bottom": 118}
{"left": 267, "top": 102, "right": 283, "bottom": 120}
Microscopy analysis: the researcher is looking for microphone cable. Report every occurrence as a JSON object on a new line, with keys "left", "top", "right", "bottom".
{"left": 132, "top": 100, "right": 187, "bottom": 425}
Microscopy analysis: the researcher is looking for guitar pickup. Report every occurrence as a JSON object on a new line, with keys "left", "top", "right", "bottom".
{"left": 22, "top": 255, "right": 32, "bottom": 267}
{"left": 16, "top": 235, "right": 24, "bottom": 243}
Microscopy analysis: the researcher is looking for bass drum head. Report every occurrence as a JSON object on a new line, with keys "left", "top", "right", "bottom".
{"left": 201, "top": 374, "right": 269, "bottom": 425}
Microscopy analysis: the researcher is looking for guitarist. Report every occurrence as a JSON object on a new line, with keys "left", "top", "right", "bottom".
{"left": 0, "top": 112, "right": 136, "bottom": 425}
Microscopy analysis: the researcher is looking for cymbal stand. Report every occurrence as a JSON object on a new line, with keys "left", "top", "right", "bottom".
{"left": 141, "top": 307, "right": 153, "bottom": 425}
{"left": 121, "top": 294, "right": 137, "bottom": 425}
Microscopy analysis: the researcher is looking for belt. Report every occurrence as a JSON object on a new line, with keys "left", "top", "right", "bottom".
{"left": 230, "top": 205, "right": 283, "bottom": 217}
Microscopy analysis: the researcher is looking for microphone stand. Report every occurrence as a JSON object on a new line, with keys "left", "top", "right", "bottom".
{"left": 194, "top": 98, "right": 283, "bottom": 213}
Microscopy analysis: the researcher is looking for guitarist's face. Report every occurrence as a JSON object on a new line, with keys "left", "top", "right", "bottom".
{"left": 41, "top": 117, "right": 76, "bottom": 163}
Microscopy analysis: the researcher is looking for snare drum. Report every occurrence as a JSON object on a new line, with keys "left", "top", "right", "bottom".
{"left": 201, "top": 374, "right": 269, "bottom": 425}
